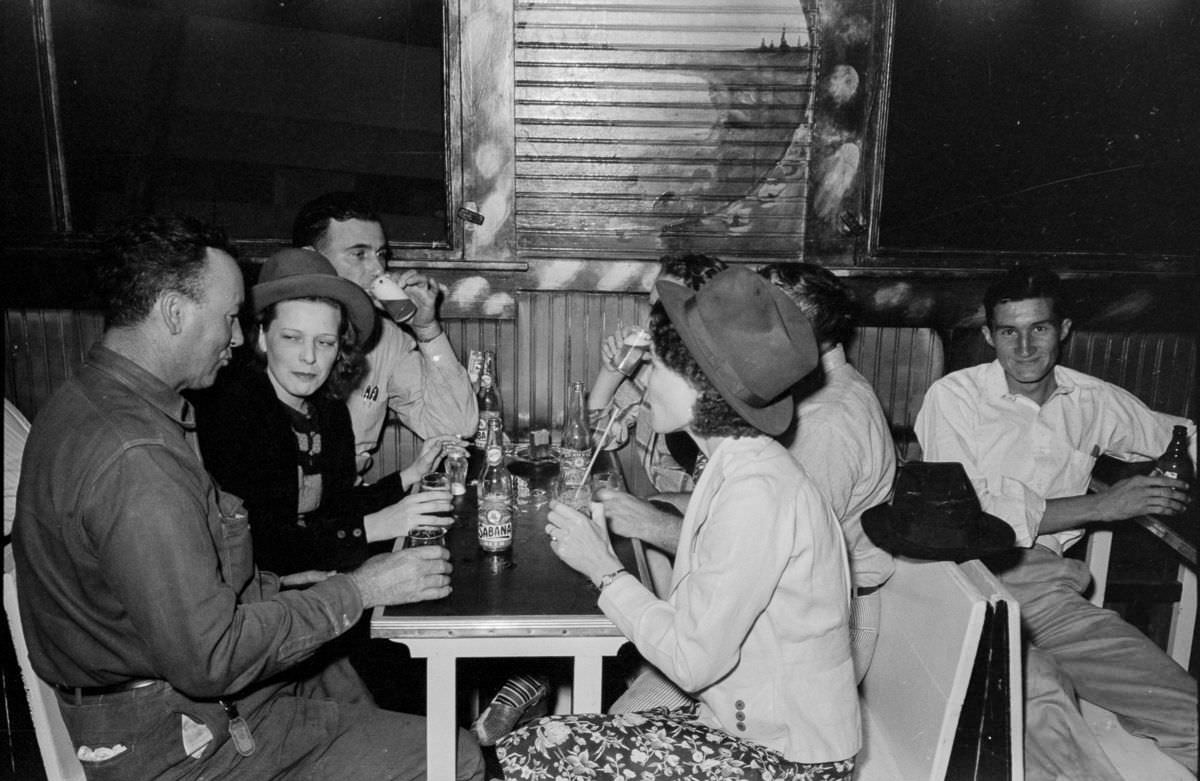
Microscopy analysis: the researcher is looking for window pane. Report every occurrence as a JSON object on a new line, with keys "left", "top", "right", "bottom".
{"left": 51, "top": 0, "right": 447, "bottom": 244}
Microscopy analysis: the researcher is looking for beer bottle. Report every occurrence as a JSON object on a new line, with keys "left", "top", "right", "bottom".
{"left": 477, "top": 418, "right": 514, "bottom": 552}
{"left": 559, "top": 380, "right": 592, "bottom": 486}
{"left": 1156, "top": 425, "right": 1194, "bottom": 485}
{"left": 474, "top": 350, "right": 501, "bottom": 450}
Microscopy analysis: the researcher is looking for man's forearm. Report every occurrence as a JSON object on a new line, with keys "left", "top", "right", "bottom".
{"left": 638, "top": 510, "right": 683, "bottom": 554}
{"left": 1038, "top": 494, "right": 1104, "bottom": 535}
{"left": 643, "top": 493, "right": 690, "bottom": 553}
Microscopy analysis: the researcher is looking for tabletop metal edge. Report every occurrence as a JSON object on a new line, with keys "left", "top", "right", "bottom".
{"left": 370, "top": 612, "right": 625, "bottom": 638}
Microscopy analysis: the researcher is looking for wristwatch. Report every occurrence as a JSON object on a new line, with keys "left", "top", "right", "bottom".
{"left": 596, "top": 568, "right": 627, "bottom": 591}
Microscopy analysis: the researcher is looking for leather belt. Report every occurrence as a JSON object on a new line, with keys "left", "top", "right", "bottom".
{"left": 853, "top": 584, "right": 882, "bottom": 597}
{"left": 54, "top": 678, "right": 160, "bottom": 703}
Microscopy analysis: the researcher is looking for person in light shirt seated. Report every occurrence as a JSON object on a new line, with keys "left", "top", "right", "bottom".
{"left": 760, "top": 262, "right": 896, "bottom": 682}
{"left": 915, "top": 266, "right": 1196, "bottom": 780}
{"left": 499, "top": 267, "right": 860, "bottom": 781}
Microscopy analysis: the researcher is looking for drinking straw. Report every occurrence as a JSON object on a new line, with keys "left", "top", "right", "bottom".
{"left": 572, "top": 398, "right": 640, "bottom": 504}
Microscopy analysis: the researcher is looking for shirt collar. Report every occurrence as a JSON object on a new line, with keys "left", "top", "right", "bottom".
{"left": 820, "top": 344, "right": 848, "bottom": 374}
{"left": 87, "top": 344, "right": 196, "bottom": 429}
{"left": 986, "top": 359, "right": 1077, "bottom": 403}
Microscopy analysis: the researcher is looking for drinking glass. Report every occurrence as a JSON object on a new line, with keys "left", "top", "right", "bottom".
{"left": 409, "top": 472, "right": 452, "bottom": 547}
{"left": 420, "top": 473, "right": 451, "bottom": 493}
{"left": 405, "top": 526, "right": 447, "bottom": 548}
{"left": 445, "top": 446, "right": 469, "bottom": 495}
{"left": 555, "top": 477, "right": 594, "bottom": 516}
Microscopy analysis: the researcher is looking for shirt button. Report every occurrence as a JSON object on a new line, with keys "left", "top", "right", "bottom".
{"left": 736, "top": 723, "right": 746, "bottom": 731}
{"left": 352, "top": 528, "right": 363, "bottom": 538}
{"left": 735, "top": 700, "right": 745, "bottom": 709}
{"left": 336, "top": 530, "right": 346, "bottom": 539}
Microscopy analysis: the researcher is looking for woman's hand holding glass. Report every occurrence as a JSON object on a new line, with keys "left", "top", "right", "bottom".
{"left": 364, "top": 489, "right": 454, "bottom": 543}
{"left": 545, "top": 499, "right": 623, "bottom": 587}
{"left": 398, "top": 434, "right": 462, "bottom": 491}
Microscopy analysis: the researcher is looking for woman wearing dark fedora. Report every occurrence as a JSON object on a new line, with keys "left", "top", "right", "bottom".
{"left": 498, "top": 267, "right": 860, "bottom": 780}
{"left": 192, "top": 246, "right": 483, "bottom": 778}
{"left": 192, "top": 247, "right": 461, "bottom": 580}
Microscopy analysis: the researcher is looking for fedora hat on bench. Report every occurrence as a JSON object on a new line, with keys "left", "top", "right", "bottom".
{"left": 862, "top": 461, "right": 1015, "bottom": 561}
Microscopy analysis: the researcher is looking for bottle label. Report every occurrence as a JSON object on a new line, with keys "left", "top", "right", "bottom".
{"left": 478, "top": 497, "right": 513, "bottom": 551}
{"left": 559, "top": 447, "right": 590, "bottom": 486}
{"left": 474, "top": 411, "right": 501, "bottom": 449}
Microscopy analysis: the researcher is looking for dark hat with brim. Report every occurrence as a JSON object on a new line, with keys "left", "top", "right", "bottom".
{"left": 656, "top": 266, "right": 819, "bottom": 436}
{"left": 252, "top": 248, "right": 376, "bottom": 348}
{"left": 862, "top": 461, "right": 1015, "bottom": 561}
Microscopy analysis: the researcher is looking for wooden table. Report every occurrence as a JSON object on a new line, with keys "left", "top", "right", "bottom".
{"left": 371, "top": 487, "right": 644, "bottom": 781}
{"left": 1090, "top": 456, "right": 1198, "bottom": 666}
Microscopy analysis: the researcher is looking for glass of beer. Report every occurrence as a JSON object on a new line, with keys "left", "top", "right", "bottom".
{"left": 406, "top": 472, "right": 451, "bottom": 548}
{"left": 420, "top": 473, "right": 451, "bottom": 493}
{"left": 613, "top": 325, "right": 651, "bottom": 376}
{"left": 370, "top": 274, "right": 417, "bottom": 323}
{"left": 405, "top": 526, "right": 447, "bottom": 548}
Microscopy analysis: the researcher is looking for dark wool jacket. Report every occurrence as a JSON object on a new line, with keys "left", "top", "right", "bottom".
{"left": 191, "top": 362, "right": 404, "bottom": 575}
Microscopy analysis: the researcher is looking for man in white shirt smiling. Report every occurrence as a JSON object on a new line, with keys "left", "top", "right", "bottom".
{"left": 916, "top": 267, "right": 1196, "bottom": 780}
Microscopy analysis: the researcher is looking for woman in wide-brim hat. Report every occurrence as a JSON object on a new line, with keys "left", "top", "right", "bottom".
{"left": 192, "top": 248, "right": 462, "bottom": 580}
{"left": 499, "top": 267, "right": 860, "bottom": 780}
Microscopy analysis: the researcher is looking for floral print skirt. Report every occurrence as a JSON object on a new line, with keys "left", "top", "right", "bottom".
{"left": 497, "top": 704, "right": 855, "bottom": 781}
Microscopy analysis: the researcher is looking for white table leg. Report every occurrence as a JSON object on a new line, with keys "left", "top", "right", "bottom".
{"left": 572, "top": 654, "right": 605, "bottom": 713}
{"left": 426, "top": 653, "right": 457, "bottom": 781}
{"left": 1167, "top": 563, "right": 1196, "bottom": 668}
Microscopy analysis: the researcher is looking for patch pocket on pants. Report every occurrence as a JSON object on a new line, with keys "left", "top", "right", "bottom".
{"left": 59, "top": 684, "right": 208, "bottom": 778}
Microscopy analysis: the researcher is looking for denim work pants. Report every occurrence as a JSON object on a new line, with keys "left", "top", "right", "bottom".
{"left": 57, "top": 658, "right": 485, "bottom": 781}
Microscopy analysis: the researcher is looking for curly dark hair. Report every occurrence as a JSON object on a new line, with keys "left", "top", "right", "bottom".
{"left": 649, "top": 303, "right": 760, "bottom": 438}
{"left": 291, "top": 191, "right": 382, "bottom": 249}
{"left": 253, "top": 297, "right": 368, "bottom": 401}
{"left": 101, "top": 214, "right": 235, "bottom": 330}
{"left": 657, "top": 254, "right": 727, "bottom": 290}
{"left": 758, "top": 262, "right": 857, "bottom": 348}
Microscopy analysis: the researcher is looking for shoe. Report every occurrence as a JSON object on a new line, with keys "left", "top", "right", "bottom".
{"left": 471, "top": 674, "right": 550, "bottom": 746}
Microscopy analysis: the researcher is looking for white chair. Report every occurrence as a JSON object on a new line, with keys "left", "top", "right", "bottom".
{"left": 3, "top": 566, "right": 86, "bottom": 781}
{"left": 856, "top": 558, "right": 1007, "bottom": 781}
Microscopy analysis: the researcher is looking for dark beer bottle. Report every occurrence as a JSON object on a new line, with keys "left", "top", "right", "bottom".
{"left": 1156, "top": 425, "right": 1194, "bottom": 486}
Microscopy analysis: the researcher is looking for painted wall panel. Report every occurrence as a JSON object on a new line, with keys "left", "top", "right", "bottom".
{"left": 514, "top": 0, "right": 819, "bottom": 262}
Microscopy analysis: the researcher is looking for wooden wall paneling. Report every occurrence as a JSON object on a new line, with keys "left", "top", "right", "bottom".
{"left": 1062, "top": 332, "right": 1196, "bottom": 421}
{"left": 846, "top": 325, "right": 944, "bottom": 446}
{"left": 515, "top": 289, "right": 654, "bottom": 489}
{"left": 514, "top": 0, "right": 819, "bottom": 262}
{"left": 3, "top": 310, "right": 104, "bottom": 419}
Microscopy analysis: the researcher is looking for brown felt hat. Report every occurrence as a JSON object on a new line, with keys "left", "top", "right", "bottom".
{"left": 252, "top": 248, "right": 376, "bottom": 347}
{"left": 656, "top": 266, "right": 819, "bottom": 435}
